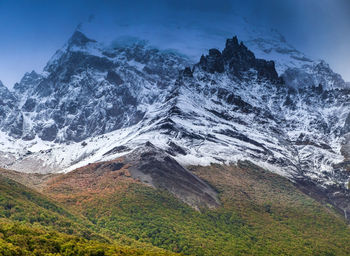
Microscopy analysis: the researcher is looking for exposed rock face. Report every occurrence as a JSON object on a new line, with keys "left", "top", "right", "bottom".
{"left": 0, "top": 81, "right": 16, "bottom": 122}
{"left": 4, "top": 30, "right": 189, "bottom": 142}
{"left": 198, "top": 49, "right": 224, "bottom": 73}
{"left": 341, "top": 134, "right": 350, "bottom": 162}
{"left": 222, "top": 37, "right": 255, "bottom": 74}
{"left": 27, "top": 142, "right": 220, "bottom": 210}
{"left": 198, "top": 36, "right": 280, "bottom": 82}
{"left": 13, "top": 71, "right": 42, "bottom": 94}
{"left": 124, "top": 142, "right": 220, "bottom": 210}
{"left": 343, "top": 113, "right": 350, "bottom": 135}
{"left": 0, "top": 81, "right": 23, "bottom": 139}
{"left": 67, "top": 30, "right": 97, "bottom": 47}
{"left": 182, "top": 67, "right": 193, "bottom": 77}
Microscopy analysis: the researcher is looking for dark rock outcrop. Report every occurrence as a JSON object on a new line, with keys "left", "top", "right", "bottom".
{"left": 67, "top": 30, "right": 97, "bottom": 47}
{"left": 124, "top": 142, "right": 220, "bottom": 210}
{"left": 197, "top": 36, "right": 280, "bottom": 82}
{"left": 182, "top": 67, "right": 193, "bottom": 77}
{"left": 342, "top": 113, "right": 350, "bottom": 135}
{"left": 199, "top": 49, "right": 224, "bottom": 73}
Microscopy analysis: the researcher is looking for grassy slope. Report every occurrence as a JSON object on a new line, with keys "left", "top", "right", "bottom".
{"left": 43, "top": 160, "right": 350, "bottom": 256}
{"left": 0, "top": 171, "right": 178, "bottom": 256}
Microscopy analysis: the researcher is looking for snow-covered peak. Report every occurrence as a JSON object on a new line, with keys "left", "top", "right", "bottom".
{"left": 310, "top": 60, "right": 346, "bottom": 89}
{"left": 13, "top": 71, "right": 42, "bottom": 94}
{"left": 0, "top": 29, "right": 191, "bottom": 144}
{"left": 44, "top": 30, "right": 103, "bottom": 73}
{"left": 0, "top": 80, "right": 9, "bottom": 92}
{"left": 0, "top": 80, "right": 15, "bottom": 99}
{"left": 282, "top": 59, "right": 347, "bottom": 90}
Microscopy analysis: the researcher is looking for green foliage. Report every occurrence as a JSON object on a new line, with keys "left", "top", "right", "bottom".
{"left": 59, "top": 165, "right": 350, "bottom": 256}
{"left": 0, "top": 175, "right": 110, "bottom": 246}
{"left": 3, "top": 163, "right": 350, "bottom": 255}
{"left": 0, "top": 175, "right": 177, "bottom": 255}
{"left": 0, "top": 220, "right": 174, "bottom": 255}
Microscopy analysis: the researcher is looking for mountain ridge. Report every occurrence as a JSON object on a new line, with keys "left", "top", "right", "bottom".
{"left": 1, "top": 30, "right": 350, "bottom": 219}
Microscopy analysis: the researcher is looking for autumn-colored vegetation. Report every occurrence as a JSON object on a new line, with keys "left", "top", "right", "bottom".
{"left": 0, "top": 220, "right": 178, "bottom": 256}
{"left": 0, "top": 172, "right": 178, "bottom": 255}
{"left": 1, "top": 160, "right": 350, "bottom": 255}
{"left": 40, "top": 160, "right": 350, "bottom": 256}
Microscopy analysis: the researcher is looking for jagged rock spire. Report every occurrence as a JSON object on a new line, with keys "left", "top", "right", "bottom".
{"left": 197, "top": 36, "right": 280, "bottom": 82}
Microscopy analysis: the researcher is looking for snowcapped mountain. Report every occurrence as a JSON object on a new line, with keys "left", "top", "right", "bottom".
{"left": 8, "top": 31, "right": 188, "bottom": 143}
{"left": 1, "top": 29, "right": 350, "bottom": 217}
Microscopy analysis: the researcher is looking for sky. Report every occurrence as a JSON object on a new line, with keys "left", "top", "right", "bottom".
{"left": 0, "top": 0, "right": 349, "bottom": 87}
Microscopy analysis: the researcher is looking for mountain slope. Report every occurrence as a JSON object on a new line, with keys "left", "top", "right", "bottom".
{"left": 0, "top": 169, "right": 179, "bottom": 255}
{"left": 42, "top": 143, "right": 219, "bottom": 210}
{"left": 0, "top": 170, "right": 90, "bottom": 236}
{"left": 39, "top": 159, "right": 350, "bottom": 256}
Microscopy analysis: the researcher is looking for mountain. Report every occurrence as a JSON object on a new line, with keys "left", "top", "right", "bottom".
{"left": 9, "top": 31, "right": 188, "bottom": 143}
{"left": 0, "top": 29, "right": 350, "bottom": 220}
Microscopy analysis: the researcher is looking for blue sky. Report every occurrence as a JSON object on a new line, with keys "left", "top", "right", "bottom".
{"left": 0, "top": 0, "right": 349, "bottom": 87}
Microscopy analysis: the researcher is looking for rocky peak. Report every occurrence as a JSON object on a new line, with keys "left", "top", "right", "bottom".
{"left": 312, "top": 60, "right": 346, "bottom": 90}
{"left": 67, "top": 30, "right": 96, "bottom": 48}
{"left": 222, "top": 36, "right": 255, "bottom": 66}
{"left": 0, "top": 81, "right": 16, "bottom": 109}
{"left": 13, "top": 71, "right": 42, "bottom": 94}
{"left": 43, "top": 30, "right": 100, "bottom": 74}
{"left": 0, "top": 80, "right": 6, "bottom": 91}
{"left": 198, "top": 49, "right": 224, "bottom": 73}
{"left": 0, "top": 80, "right": 15, "bottom": 101}
{"left": 197, "top": 36, "right": 280, "bottom": 82}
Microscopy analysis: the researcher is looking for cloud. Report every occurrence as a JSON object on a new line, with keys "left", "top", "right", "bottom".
{"left": 0, "top": 0, "right": 350, "bottom": 87}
